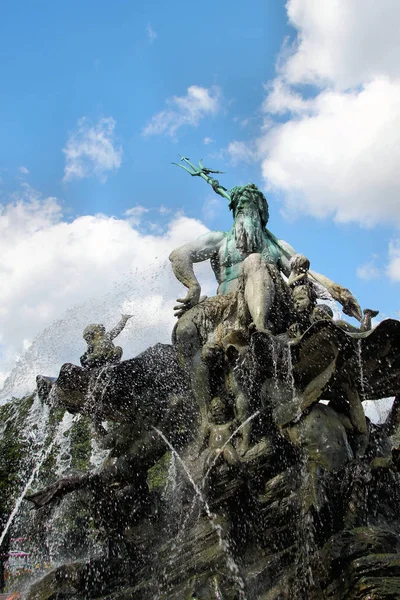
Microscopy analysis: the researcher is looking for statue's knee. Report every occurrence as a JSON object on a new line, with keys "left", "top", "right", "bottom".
{"left": 243, "top": 252, "right": 263, "bottom": 274}
{"left": 175, "top": 318, "right": 198, "bottom": 347}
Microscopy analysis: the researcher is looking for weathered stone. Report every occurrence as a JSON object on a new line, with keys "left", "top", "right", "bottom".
{"left": 4, "top": 177, "right": 400, "bottom": 599}
{"left": 285, "top": 403, "right": 354, "bottom": 471}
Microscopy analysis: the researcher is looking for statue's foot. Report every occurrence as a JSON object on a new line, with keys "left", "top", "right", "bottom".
{"left": 236, "top": 440, "right": 249, "bottom": 457}
{"left": 248, "top": 322, "right": 264, "bottom": 335}
{"left": 201, "top": 343, "right": 224, "bottom": 366}
{"left": 222, "top": 331, "right": 248, "bottom": 364}
{"left": 363, "top": 308, "right": 379, "bottom": 318}
{"left": 221, "top": 329, "right": 248, "bottom": 349}
{"left": 26, "top": 482, "right": 66, "bottom": 508}
{"left": 26, "top": 474, "right": 89, "bottom": 508}
{"left": 248, "top": 321, "right": 277, "bottom": 336}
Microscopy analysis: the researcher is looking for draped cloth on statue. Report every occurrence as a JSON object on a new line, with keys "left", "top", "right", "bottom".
{"left": 173, "top": 263, "right": 294, "bottom": 346}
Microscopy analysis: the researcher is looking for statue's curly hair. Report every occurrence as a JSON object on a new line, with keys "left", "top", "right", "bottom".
{"left": 228, "top": 183, "right": 269, "bottom": 228}
{"left": 83, "top": 324, "right": 106, "bottom": 341}
{"left": 289, "top": 254, "right": 310, "bottom": 272}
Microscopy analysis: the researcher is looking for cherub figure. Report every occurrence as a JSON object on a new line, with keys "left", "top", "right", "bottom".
{"left": 310, "top": 303, "right": 380, "bottom": 457}
{"left": 289, "top": 255, "right": 378, "bottom": 336}
{"left": 287, "top": 254, "right": 317, "bottom": 331}
{"left": 200, "top": 397, "right": 241, "bottom": 472}
{"left": 80, "top": 314, "right": 132, "bottom": 369}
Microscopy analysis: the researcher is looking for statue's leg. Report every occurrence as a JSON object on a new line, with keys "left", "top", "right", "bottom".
{"left": 174, "top": 317, "right": 211, "bottom": 424}
{"left": 360, "top": 308, "right": 379, "bottom": 332}
{"left": 243, "top": 253, "right": 275, "bottom": 331}
{"left": 26, "top": 473, "right": 93, "bottom": 508}
{"left": 235, "top": 391, "right": 250, "bottom": 455}
{"left": 222, "top": 445, "right": 240, "bottom": 466}
{"left": 342, "top": 381, "right": 368, "bottom": 456}
{"left": 112, "top": 346, "right": 123, "bottom": 362}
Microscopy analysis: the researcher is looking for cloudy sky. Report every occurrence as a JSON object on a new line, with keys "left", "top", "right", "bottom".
{"left": 1, "top": 0, "right": 400, "bottom": 401}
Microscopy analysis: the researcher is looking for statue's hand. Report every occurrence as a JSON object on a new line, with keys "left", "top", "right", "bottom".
{"left": 210, "top": 178, "right": 220, "bottom": 193}
{"left": 121, "top": 314, "right": 133, "bottom": 320}
{"left": 174, "top": 284, "right": 201, "bottom": 318}
{"left": 341, "top": 297, "right": 363, "bottom": 322}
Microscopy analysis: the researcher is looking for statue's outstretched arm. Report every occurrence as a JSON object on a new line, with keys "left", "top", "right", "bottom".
{"left": 274, "top": 235, "right": 362, "bottom": 321}
{"left": 308, "top": 271, "right": 362, "bottom": 322}
{"left": 169, "top": 231, "right": 225, "bottom": 315}
{"left": 108, "top": 314, "right": 132, "bottom": 340}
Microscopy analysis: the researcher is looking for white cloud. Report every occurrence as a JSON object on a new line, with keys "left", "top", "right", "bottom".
{"left": 261, "top": 78, "right": 400, "bottom": 226}
{"left": 227, "top": 140, "right": 258, "bottom": 166}
{"left": 142, "top": 85, "right": 221, "bottom": 138}
{"left": 63, "top": 117, "right": 122, "bottom": 183}
{"left": 124, "top": 205, "right": 149, "bottom": 226}
{"left": 0, "top": 188, "right": 217, "bottom": 399}
{"left": 263, "top": 78, "right": 313, "bottom": 115}
{"left": 226, "top": 0, "right": 400, "bottom": 228}
{"left": 387, "top": 240, "right": 400, "bottom": 281}
{"left": 147, "top": 23, "right": 157, "bottom": 43}
{"left": 204, "top": 137, "right": 214, "bottom": 145}
{"left": 18, "top": 166, "right": 29, "bottom": 175}
{"left": 283, "top": 0, "right": 400, "bottom": 90}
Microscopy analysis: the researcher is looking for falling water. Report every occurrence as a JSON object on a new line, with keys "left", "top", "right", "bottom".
{"left": 203, "top": 410, "right": 260, "bottom": 483}
{"left": 357, "top": 339, "right": 366, "bottom": 399}
{"left": 90, "top": 429, "right": 110, "bottom": 469}
{"left": 152, "top": 427, "right": 247, "bottom": 600}
{"left": 84, "top": 365, "right": 110, "bottom": 417}
{"left": 162, "top": 451, "right": 177, "bottom": 500}
{"left": 271, "top": 338, "right": 279, "bottom": 391}
{"left": 167, "top": 412, "right": 261, "bottom": 569}
{"left": 0, "top": 436, "right": 57, "bottom": 547}
{"left": 213, "top": 575, "right": 224, "bottom": 599}
{"left": 54, "top": 411, "right": 75, "bottom": 476}
{"left": 285, "top": 343, "right": 296, "bottom": 394}
{"left": 17, "top": 393, "right": 50, "bottom": 455}
{"left": 292, "top": 460, "right": 320, "bottom": 597}
{"left": 0, "top": 394, "right": 78, "bottom": 551}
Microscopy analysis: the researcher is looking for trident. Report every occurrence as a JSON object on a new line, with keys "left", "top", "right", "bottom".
{"left": 172, "top": 155, "right": 363, "bottom": 320}
{"left": 172, "top": 155, "right": 231, "bottom": 201}
{"left": 172, "top": 154, "right": 293, "bottom": 258}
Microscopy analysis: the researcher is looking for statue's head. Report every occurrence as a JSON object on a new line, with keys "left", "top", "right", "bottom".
{"left": 229, "top": 183, "right": 269, "bottom": 228}
{"left": 293, "top": 286, "right": 313, "bottom": 314}
{"left": 209, "top": 397, "right": 229, "bottom": 423}
{"left": 83, "top": 324, "right": 106, "bottom": 342}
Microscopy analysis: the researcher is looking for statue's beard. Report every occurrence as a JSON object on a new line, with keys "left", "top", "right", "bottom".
{"left": 234, "top": 208, "right": 264, "bottom": 253}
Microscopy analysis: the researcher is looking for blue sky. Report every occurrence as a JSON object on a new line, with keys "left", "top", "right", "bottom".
{"left": 0, "top": 0, "right": 286, "bottom": 216}
{"left": 1, "top": 0, "right": 400, "bottom": 395}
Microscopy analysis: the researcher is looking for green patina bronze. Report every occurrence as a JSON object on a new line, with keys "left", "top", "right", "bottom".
{"left": 172, "top": 155, "right": 292, "bottom": 264}
{"left": 3, "top": 156, "right": 399, "bottom": 600}
{"left": 172, "top": 155, "right": 363, "bottom": 323}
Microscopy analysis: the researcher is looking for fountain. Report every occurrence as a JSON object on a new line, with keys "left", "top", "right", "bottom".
{"left": 0, "top": 164, "right": 400, "bottom": 599}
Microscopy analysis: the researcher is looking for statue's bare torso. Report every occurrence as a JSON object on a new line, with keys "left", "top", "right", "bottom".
{"left": 182, "top": 229, "right": 290, "bottom": 296}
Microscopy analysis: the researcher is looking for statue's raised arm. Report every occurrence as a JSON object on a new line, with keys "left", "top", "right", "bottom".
{"left": 108, "top": 313, "right": 132, "bottom": 339}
